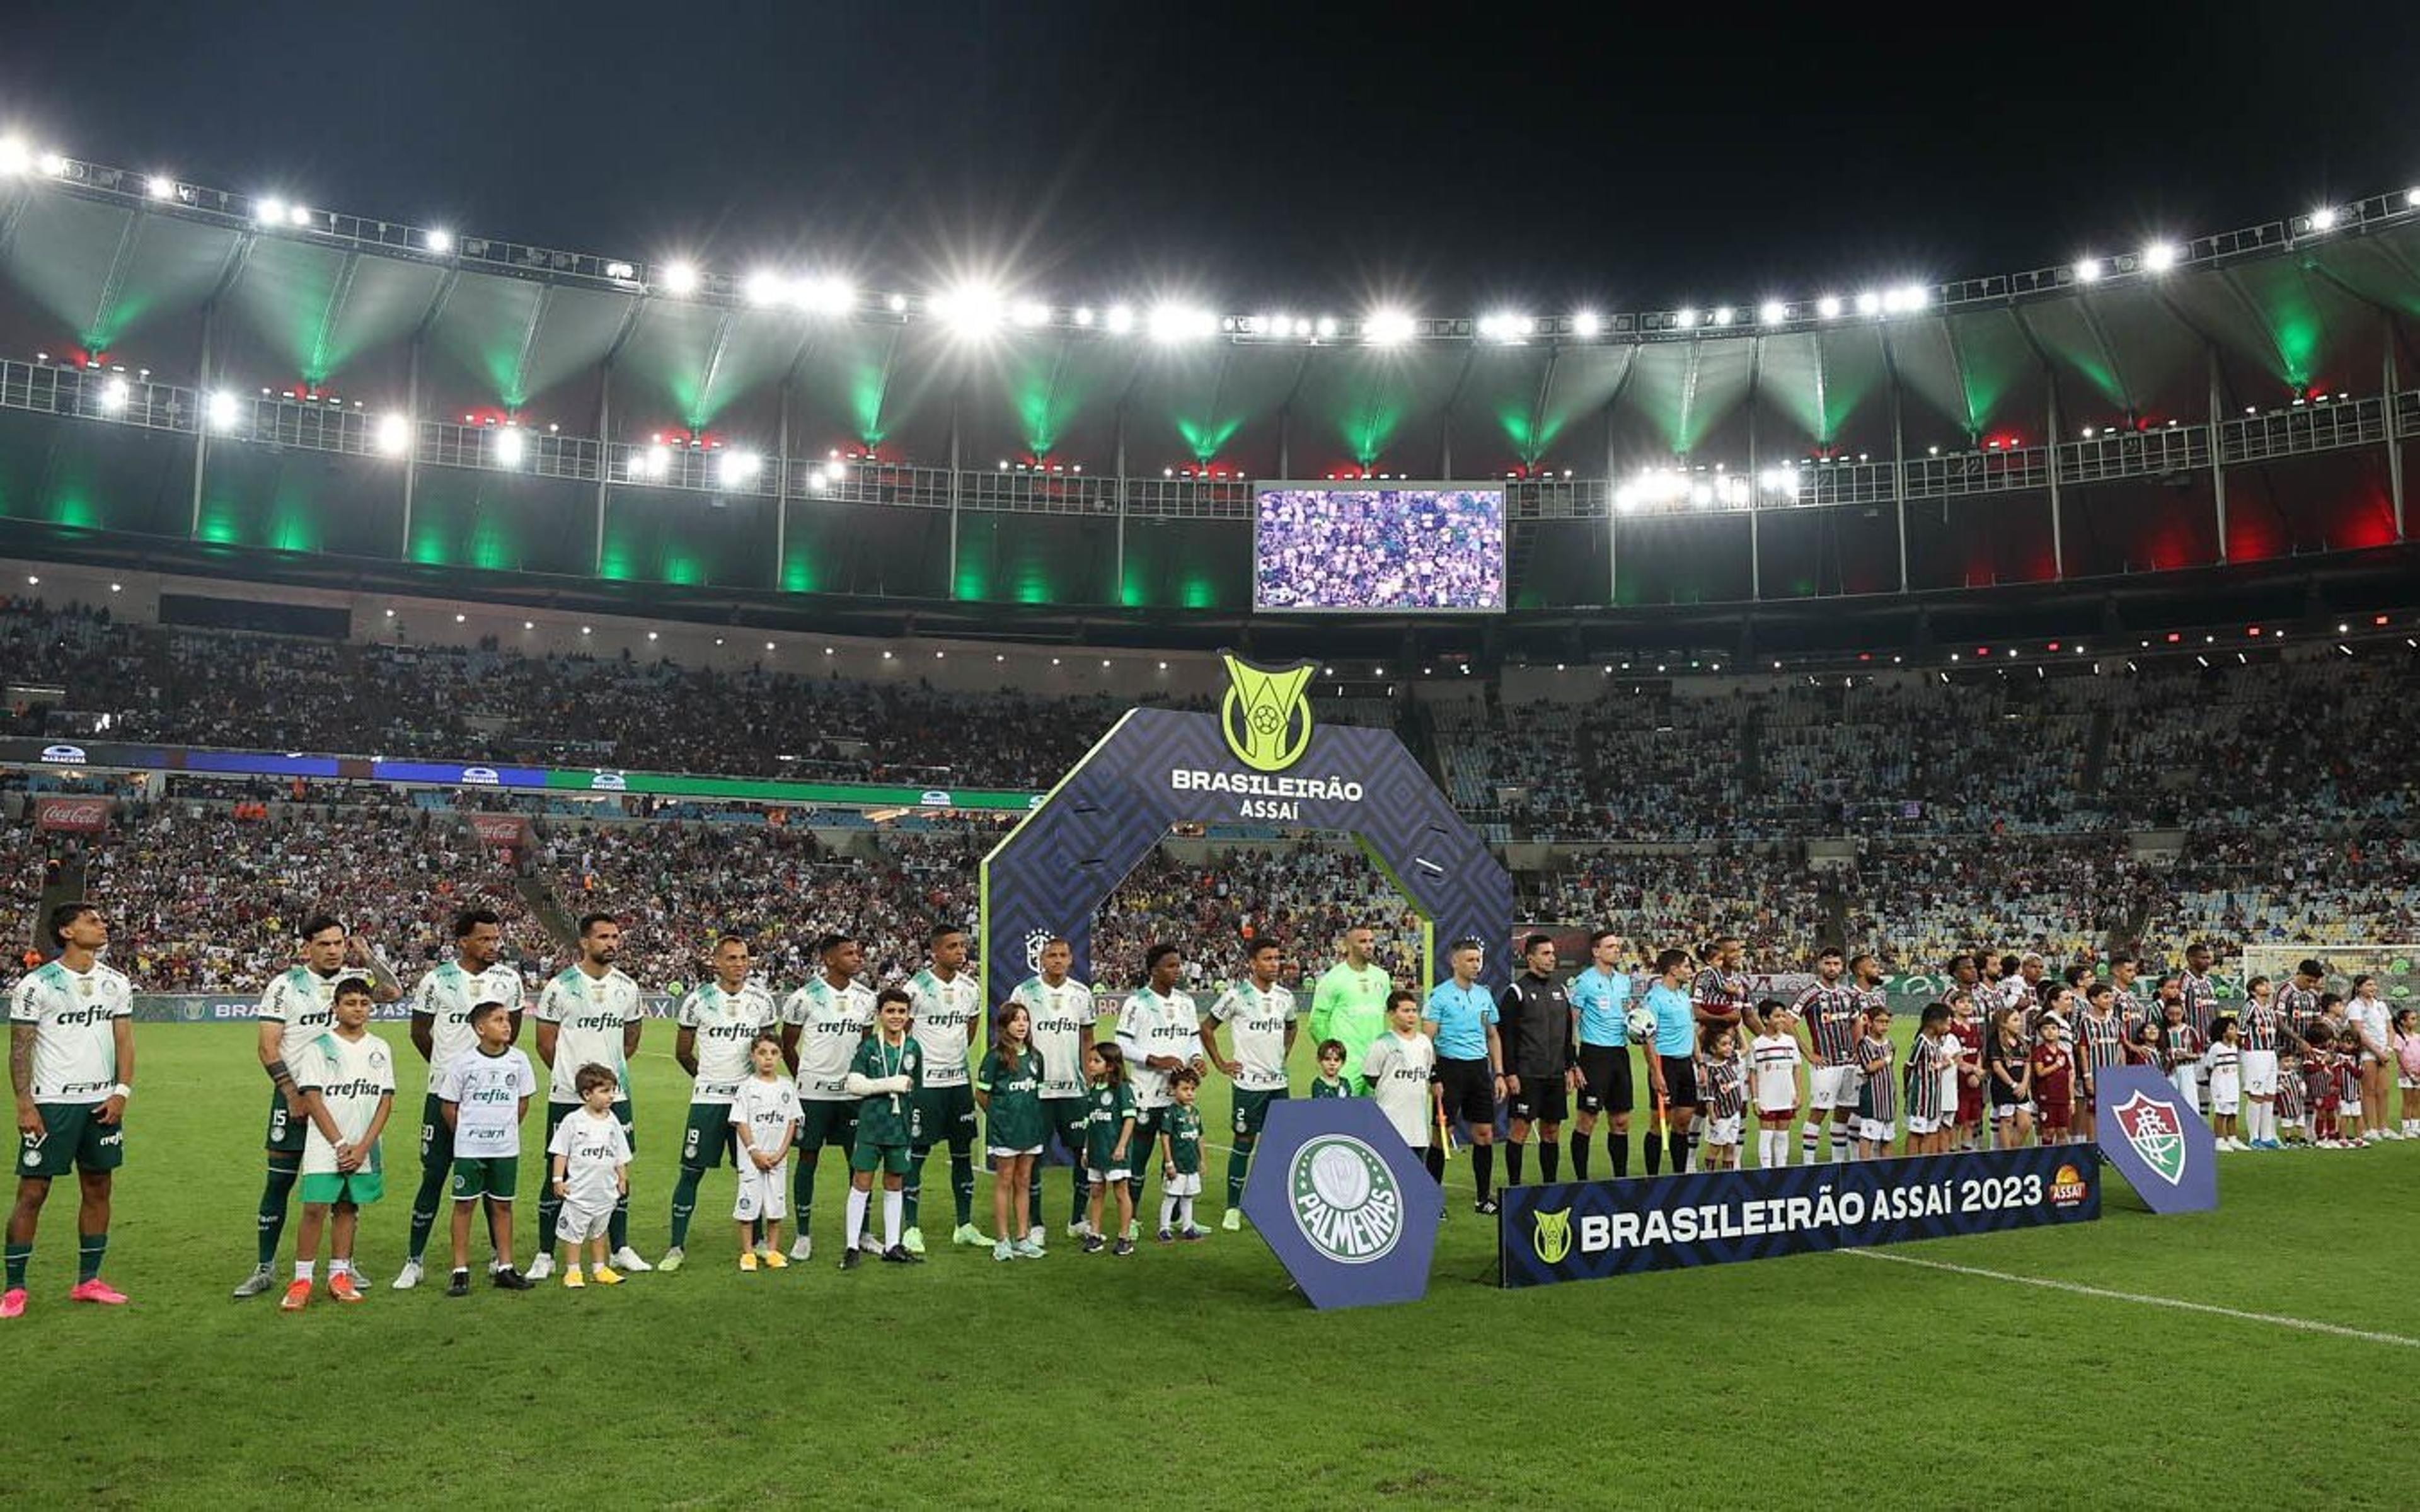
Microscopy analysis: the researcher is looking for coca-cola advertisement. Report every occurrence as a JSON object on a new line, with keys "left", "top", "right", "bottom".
{"left": 34, "top": 795, "right": 112, "bottom": 832}
{"left": 468, "top": 813, "right": 530, "bottom": 849}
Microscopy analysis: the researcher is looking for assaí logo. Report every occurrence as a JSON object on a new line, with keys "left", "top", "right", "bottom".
{"left": 2049, "top": 1164, "right": 2089, "bottom": 1207}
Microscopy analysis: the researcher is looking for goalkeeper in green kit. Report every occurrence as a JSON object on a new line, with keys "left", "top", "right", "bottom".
{"left": 1309, "top": 925, "right": 1393, "bottom": 1094}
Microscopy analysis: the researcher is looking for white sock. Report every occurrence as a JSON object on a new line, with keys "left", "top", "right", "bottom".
{"left": 294, "top": 1260, "right": 315, "bottom": 1283}
{"left": 1178, "top": 1196, "right": 1195, "bottom": 1230}
{"left": 331, "top": 1257, "right": 351, "bottom": 1277}
{"left": 1158, "top": 1196, "right": 1177, "bottom": 1231}
{"left": 1799, "top": 1121, "right": 1821, "bottom": 1159}
{"left": 1829, "top": 1127, "right": 1849, "bottom": 1162}
{"left": 882, "top": 1191, "right": 902, "bottom": 1249}
{"left": 844, "top": 1187, "right": 869, "bottom": 1249}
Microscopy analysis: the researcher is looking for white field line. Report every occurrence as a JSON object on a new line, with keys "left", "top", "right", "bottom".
{"left": 1839, "top": 1247, "right": 2420, "bottom": 1349}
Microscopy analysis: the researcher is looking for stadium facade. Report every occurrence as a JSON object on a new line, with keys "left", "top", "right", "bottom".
{"left": 1, "top": 141, "right": 2416, "bottom": 662}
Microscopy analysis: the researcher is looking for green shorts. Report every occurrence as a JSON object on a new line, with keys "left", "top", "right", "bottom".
{"left": 1231, "top": 1086, "right": 1290, "bottom": 1138}
{"left": 17, "top": 1102, "right": 125, "bottom": 1179}
{"left": 546, "top": 1097, "right": 636, "bottom": 1153}
{"left": 911, "top": 1082, "right": 978, "bottom": 1151}
{"left": 450, "top": 1155, "right": 519, "bottom": 1201}
{"left": 848, "top": 1140, "right": 913, "bottom": 1176}
{"left": 679, "top": 1101, "right": 739, "bottom": 1174}
{"left": 797, "top": 1097, "right": 858, "bottom": 1153}
{"left": 265, "top": 1088, "right": 308, "bottom": 1157}
{"left": 417, "top": 1092, "right": 454, "bottom": 1169}
{"left": 301, "top": 1171, "right": 386, "bottom": 1206}
{"left": 1041, "top": 1095, "right": 1090, "bottom": 1160}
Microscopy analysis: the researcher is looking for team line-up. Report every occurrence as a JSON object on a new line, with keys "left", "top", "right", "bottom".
{"left": 10, "top": 905, "right": 2419, "bottom": 1317}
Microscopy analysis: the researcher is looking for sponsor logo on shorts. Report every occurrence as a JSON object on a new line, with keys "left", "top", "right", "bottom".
{"left": 1287, "top": 1133, "right": 1402, "bottom": 1265}
{"left": 2111, "top": 1091, "right": 2186, "bottom": 1185}
{"left": 1531, "top": 1206, "right": 1574, "bottom": 1265}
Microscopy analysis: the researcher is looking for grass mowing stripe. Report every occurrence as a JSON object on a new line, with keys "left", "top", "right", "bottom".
{"left": 1839, "top": 1246, "right": 2420, "bottom": 1349}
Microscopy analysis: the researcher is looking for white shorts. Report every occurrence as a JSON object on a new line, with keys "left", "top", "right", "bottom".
{"left": 1161, "top": 1171, "right": 1202, "bottom": 1197}
{"left": 1809, "top": 1065, "right": 1862, "bottom": 1111}
{"left": 556, "top": 1201, "right": 612, "bottom": 1244}
{"left": 734, "top": 1165, "right": 788, "bottom": 1223}
{"left": 2241, "top": 1049, "right": 2278, "bottom": 1097}
{"left": 988, "top": 1145, "right": 1043, "bottom": 1160}
{"left": 1704, "top": 1114, "right": 1743, "bottom": 1147}
{"left": 2342, "top": 1097, "right": 2363, "bottom": 1118}
{"left": 2168, "top": 1068, "right": 2201, "bottom": 1111}
{"left": 1085, "top": 1166, "right": 1129, "bottom": 1185}
{"left": 1859, "top": 1118, "right": 1898, "bottom": 1145}
{"left": 1906, "top": 1114, "right": 1942, "bottom": 1136}
{"left": 1994, "top": 1101, "right": 2034, "bottom": 1121}
{"left": 2400, "top": 1074, "right": 2420, "bottom": 1091}
{"left": 2210, "top": 1093, "right": 2240, "bottom": 1116}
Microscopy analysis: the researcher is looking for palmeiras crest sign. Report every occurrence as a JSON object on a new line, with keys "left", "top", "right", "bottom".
{"left": 979, "top": 654, "right": 1512, "bottom": 1010}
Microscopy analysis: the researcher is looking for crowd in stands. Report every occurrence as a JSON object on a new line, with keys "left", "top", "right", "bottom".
{"left": 1522, "top": 849, "right": 1831, "bottom": 968}
{"left": 1090, "top": 846, "right": 1424, "bottom": 990}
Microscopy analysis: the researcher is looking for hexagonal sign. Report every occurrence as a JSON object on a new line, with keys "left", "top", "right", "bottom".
{"left": 1240, "top": 1098, "right": 1439, "bottom": 1309}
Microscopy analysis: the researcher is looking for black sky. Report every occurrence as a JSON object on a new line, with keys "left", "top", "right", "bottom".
{"left": 5, "top": 3, "right": 2416, "bottom": 317}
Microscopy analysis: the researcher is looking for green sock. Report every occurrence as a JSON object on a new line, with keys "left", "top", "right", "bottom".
{"left": 78, "top": 1232, "right": 107, "bottom": 1283}
{"left": 4, "top": 1242, "right": 28, "bottom": 1290}
{"left": 669, "top": 1168, "right": 702, "bottom": 1248}
{"left": 950, "top": 1150, "right": 976, "bottom": 1227}
{"left": 256, "top": 1162, "right": 299, "bottom": 1268}
{"left": 901, "top": 1148, "right": 927, "bottom": 1228}
{"left": 1227, "top": 1144, "right": 1252, "bottom": 1207}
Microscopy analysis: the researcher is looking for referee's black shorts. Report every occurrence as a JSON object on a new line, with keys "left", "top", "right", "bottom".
{"left": 1576, "top": 1043, "right": 1634, "bottom": 1115}
{"left": 1438, "top": 1057, "right": 1497, "bottom": 1125}
{"left": 1509, "top": 1073, "right": 1569, "bottom": 1125}
{"left": 1657, "top": 1053, "right": 1700, "bottom": 1108}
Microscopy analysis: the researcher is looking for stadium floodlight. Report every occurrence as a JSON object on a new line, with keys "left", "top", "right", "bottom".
{"left": 0, "top": 136, "right": 30, "bottom": 175}
{"left": 1855, "top": 290, "right": 1882, "bottom": 316}
{"left": 718, "top": 450, "right": 763, "bottom": 488}
{"left": 1105, "top": 302, "right": 1136, "bottom": 335}
{"left": 934, "top": 282, "right": 1005, "bottom": 334}
{"left": 491, "top": 427, "right": 526, "bottom": 467}
{"left": 1760, "top": 466, "right": 1799, "bottom": 495}
{"left": 795, "top": 275, "right": 853, "bottom": 314}
{"left": 1572, "top": 311, "right": 1602, "bottom": 337}
{"left": 1013, "top": 299, "right": 1051, "bottom": 328}
{"left": 2308, "top": 205, "right": 2339, "bottom": 231}
{"left": 1673, "top": 307, "right": 1697, "bottom": 329}
{"left": 375, "top": 413, "right": 412, "bottom": 455}
{"left": 1315, "top": 314, "right": 1337, "bottom": 339}
{"left": 37, "top": 151, "right": 66, "bottom": 177}
{"left": 1758, "top": 300, "right": 1786, "bottom": 324}
{"left": 205, "top": 390, "right": 243, "bottom": 431}
{"left": 637, "top": 444, "right": 671, "bottom": 480}
{"left": 98, "top": 376, "right": 130, "bottom": 413}
{"left": 1148, "top": 303, "right": 1213, "bottom": 343}
{"left": 146, "top": 174, "right": 176, "bottom": 200}
{"left": 1884, "top": 285, "right": 1927, "bottom": 313}
{"left": 660, "top": 260, "right": 700, "bottom": 295}
{"left": 1815, "top": 294, "right": 1843, "bottom": 319}
{"left": 1363, "top": 307, "right": 1416, "bottom": 346}
{"left": 2408, "top": 188, "right": 2420, "bottom": 208}
{"left": 254, "top": 197, "right": 289, "bottom": 227}
{"left": 604, "top": 260, "right": 637, "bottom": 281}
{"left": 1252, "top": 312, "right": 1281, "bottom": 336}
{"left": 1073, "top": 306, "right": 1095, "bottom": 327}
{"left": 2142, "top": 241, "right": 2179, "bottom": 272}
{"left": 1712, "top": 306, "right": 1736, "bottom": 326}
{"left": 744, "top": 269, "right": 791, "bottom": 307}
{"left": 2074, "top": 257, "right": 2104, "bottom": 283}
{"left": 425, "top": 228, "right": 453, "bottom": 254}
{"left": 287, "top": 204, "right": 314, "bottom": 227}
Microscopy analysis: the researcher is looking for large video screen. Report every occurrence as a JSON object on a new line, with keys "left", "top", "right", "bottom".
{"left": 1252, "top": 485, "right": 1506, "bottom": 612}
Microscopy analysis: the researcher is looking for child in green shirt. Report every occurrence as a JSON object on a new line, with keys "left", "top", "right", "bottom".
{"left": 1081, "top": 1042, "right": 1136, "bottom": 1257}
{"left": 1157, "top": 1068, "right": 1206, "bottom": 1242}
{"left": 841, "top": 987, "right": 923, "bottom": 1269}
{"left": 975, "top": 1002, "right": 1048, "bottom": 1263}
{"left": 1310, "top": 1039, "right": 1351, "bottom": 1097}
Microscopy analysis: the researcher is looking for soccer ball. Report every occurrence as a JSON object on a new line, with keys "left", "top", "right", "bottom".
{"left": 1308, "top": 1145, "right": 1372, "bottom": 1210}
{"left": 1625, "top": 1006, "right": 1657, "bottom": 1042}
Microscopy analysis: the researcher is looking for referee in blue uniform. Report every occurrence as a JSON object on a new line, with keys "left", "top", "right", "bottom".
{"left": 1422, "top": 939, "right": 1504, "bottom": 1214}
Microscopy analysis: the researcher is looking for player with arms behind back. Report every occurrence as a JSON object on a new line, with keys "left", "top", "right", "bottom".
{"left": 662, "top": 936, "right": 778, "bottom": 1272}
{"left": 529, "top": 914, "right": 647, "bottom": 1280}
{"left": 392, "top": 910, "right": 519, "bottom": 1293}
{"left": 1201, "top": 939, "right": 1296, "bottom": 1231}
{"left": 1010, "top": 937, "right": 1096, "bottom": 1247}
{"left": 6, "top": 902, "right": 135, "bottom": 1319}
{"left": 901, "top": 925, "right": 986, "bottom": 1255}
{"left": 280, "top": 976, "right": 393, "bottom": 1311}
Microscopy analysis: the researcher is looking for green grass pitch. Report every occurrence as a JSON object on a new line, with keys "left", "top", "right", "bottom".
{"left": 10, "top": 1021, "right": 2418, "bottom": 1509}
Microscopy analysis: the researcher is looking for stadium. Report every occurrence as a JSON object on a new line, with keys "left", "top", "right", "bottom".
{"left": 5, "top": 12, "right": 2420, "bottom": 1508}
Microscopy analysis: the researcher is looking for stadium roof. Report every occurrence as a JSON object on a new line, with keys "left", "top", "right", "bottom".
{"left": 0, "top": 139, "right": 2416, "bottom": 659}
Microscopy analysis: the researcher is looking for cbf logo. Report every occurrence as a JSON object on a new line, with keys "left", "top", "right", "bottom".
{"left": 1288, "top": 1134, "right": 1402, "bottom": 1264}
{"left": 2112, "top": 1092, "right": 2187, "bottom": 1184}
{"left": 1531, "top": 1206, "right": 1574, "bottom": 1265}
{"left": 1023, "top": 929, "right": 1054, "bottom": 974}
{"left": 1219, "top": 653, "right": 1313, "bottom": 773}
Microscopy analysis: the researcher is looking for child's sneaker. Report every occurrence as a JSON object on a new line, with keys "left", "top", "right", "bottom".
{"left": 446, "top": 1269, "right": 471, "bottom": 1298}
{"left": 278, "top": 1280, "right": 311, "bottom": 1312}
{"left": 1180, "top": 1226, "right": 1206, "bottom": 1242}
{"left": 1155, "top": 1227, "right": 1175, "bottom": 1244}
{"left": 329, "top": 1273, "right": 364, "bottom": 1303}
{"left": 993, "top": 1239, "right": 1015, "bottom": 1263}
{"left": 1081, "top": 1234, "right": 1106, "bottom": 1254}
{"left": 493, "top": 1268, "right": 534, "bottom": 1292}
{"left": 563, "top": 1268, "right": 588, "bottom": 1288}
{"left": 591, "top": 1264, "right": 623, "bottom": 1286}
{"left": 1112, "top": 1237, "right": 1136, "bottom": 1257}
{"left": 761, "top": 1249, "right": 789, "bottom": 1270}
{"left": 738, "top": 1252, "right": 758, "bottom": 1273}
{"left": 1010, "top": 1238, "right": 1046, "bottom": 1259}
{"left": 1066, "top": 1219, "right": 1092, "bottom": 1241}
{"left": 526, "top": 1254, "right": 554, "bottom": 1281}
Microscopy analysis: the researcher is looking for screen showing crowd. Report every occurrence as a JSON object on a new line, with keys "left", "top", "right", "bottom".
{"left": 1253, "top": 488, "right": 1506, "bottom": 612}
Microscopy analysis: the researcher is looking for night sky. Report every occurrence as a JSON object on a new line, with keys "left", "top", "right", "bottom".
{"left": 4, "top": 3, "right": 2416, "bottom": 318}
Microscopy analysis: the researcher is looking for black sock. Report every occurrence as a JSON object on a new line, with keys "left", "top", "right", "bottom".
{"left": 1473, "top": 1143, "right": 1494, "bottom": 1201}
{"left": 1611, "top": 1131, "right": 1630, "bottom": 1179}
{"left": 1540, "top": 1140, "right": 1560, "bottom": 1184}
{"left": 1644, "top": 1132, "right": 1662, "bottom": 1175}
{"left": 1569, "top": 1133, "right": 1591, "bottom": 1181}
{"left": 1505, "top": 1140, "right": 1524, "bottom": 1188}
{"left": 1668, "top": 1130, "right": 1690, "bottom": 1174}
{"left": 1424, "top": 1145, "right": 1445, "bottom": 1184}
